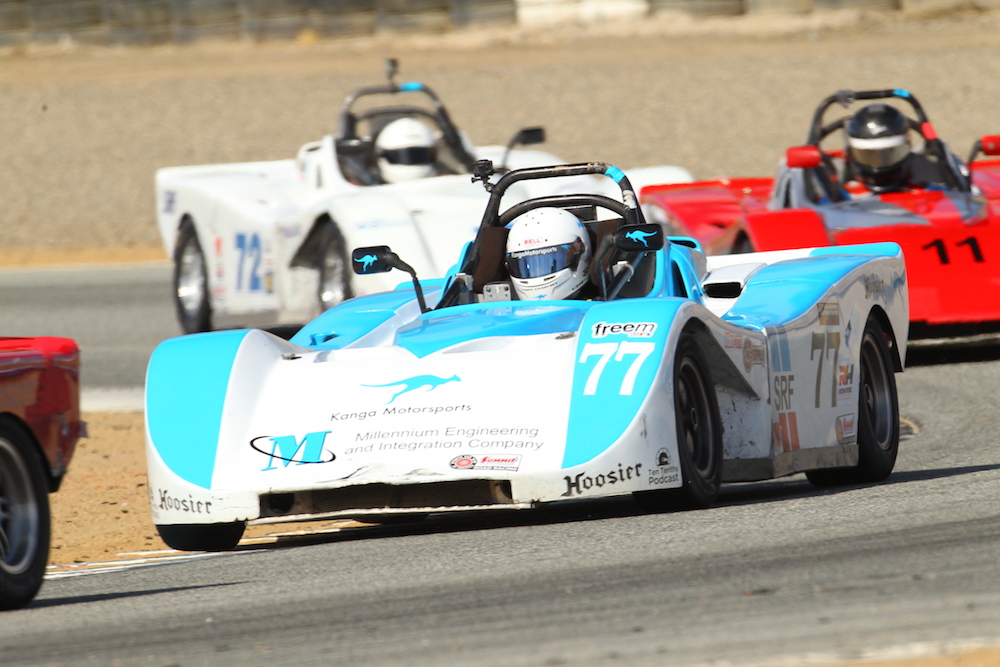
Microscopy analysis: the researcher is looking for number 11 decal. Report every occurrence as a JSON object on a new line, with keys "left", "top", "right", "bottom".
{"left": 922, "top": 237, "right": 984, "bottom": 264}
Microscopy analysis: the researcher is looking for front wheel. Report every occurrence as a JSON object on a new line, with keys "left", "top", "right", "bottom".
{"left": 635, "top": 332, "right": 723, "bottom": 511}
{"left": 807, "top": 315, "right": 899, "bottom": 487}
{"left": 316, "top": 222, "right": 353, "bottom": 312}
{"left": 156, "top": 522, "right": 245, "bottom": 552}
{"left": 0, "top": 419, "right": 50, "bottom": 611}
{"left": 173, "top": 220, "right": 212, "bottom": 334}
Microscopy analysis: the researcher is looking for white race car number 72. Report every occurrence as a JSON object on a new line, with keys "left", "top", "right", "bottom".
{"left": 579, "top": 341, "right": 655, "bottom": 396}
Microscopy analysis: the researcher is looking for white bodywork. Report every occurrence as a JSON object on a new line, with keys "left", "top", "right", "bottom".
{"left": 156, "top": 136, "right": 693, "bottom": 328}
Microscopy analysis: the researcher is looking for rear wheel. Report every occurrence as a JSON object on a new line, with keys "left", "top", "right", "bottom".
{"left": 156, "top": 522, "right": 245, "bottom": 552}
{"left": 635, "top": 333, "right": 723, "bottom": 511}
{"left": 173, "top": 220, "right": 212, "bottom": 334}
{"left": 0, "top": 419, "right": 50, "bottom": 611}
{"left": 316, "top": 222, "right": 353, "bottom": 311}
{"left": 807, "top": 316, "right": 899, "bottom": 487}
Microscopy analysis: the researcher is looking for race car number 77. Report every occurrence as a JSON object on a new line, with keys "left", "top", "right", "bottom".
{"left": 579, "top": 341, "right": 655, "bottom": 395}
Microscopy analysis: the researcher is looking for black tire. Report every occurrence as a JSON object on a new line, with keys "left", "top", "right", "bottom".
{"left": 635, "top": 332, "right": 723, "bottom": 511}
{"left": 807, "top": 316, "right": 899, "bottom": 487}
{"left": 316, "top": 222, "right": 353, "bottom": 312}
{"left": 173, "top": 220, "right": 212, "bottom": 334}
{"left": 0, "top": 419, "right": 50, "bottom": 611}
{"left": 156, "top": 522, "right": 245, "bottom": 552}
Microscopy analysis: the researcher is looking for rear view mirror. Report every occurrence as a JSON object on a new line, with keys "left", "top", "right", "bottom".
{"left": 786, "top": 145, "right": 823, "bottom": 169}
{"left": 351, "top": 246, "right": 396, "bottom": 274}
{"left": 613, "top": 224, "right": 664, "bottom": 252}
{"left": 980, "top": 135, "right": 1000, "bottom": 156}
{"left": 513, "top": 127, "right": 545, "bottom": 147}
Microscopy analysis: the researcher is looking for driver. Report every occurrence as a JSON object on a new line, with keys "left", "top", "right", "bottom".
{"left": 504, "top": 207, "right": 592, "bottom": 301}
{"left": 846, "top": 103, "right": 945, "bottom": 193}
{"left": 375, "top": 118, "right": 438, "bottom": 184}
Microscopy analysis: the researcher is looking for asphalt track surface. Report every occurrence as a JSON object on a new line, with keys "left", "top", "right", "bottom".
{"left": 3, "top": 266, "right": 1000, "bottom": 667}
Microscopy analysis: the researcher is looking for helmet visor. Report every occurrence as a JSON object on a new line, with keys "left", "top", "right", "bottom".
{"left": 506, "top": 241, "right": 584, "bottom": 279}
{"left": 848, "top": 135, "right": 910, "bottom": 170}
{"left": 379, "top": 146, "right": 437, "bottom": 166}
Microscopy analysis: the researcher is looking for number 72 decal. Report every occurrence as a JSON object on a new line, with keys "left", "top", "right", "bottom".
{"left": 578, "top": 341, "right": 655, "bottom": 395}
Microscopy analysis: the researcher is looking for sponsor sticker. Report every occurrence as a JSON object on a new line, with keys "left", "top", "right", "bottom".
{"left": 864, "top": 274, "right": 885, "bottom": 299}
{"left": 251, "top": 431, "right": 336, "bottom": 471}
{"left": 743, "top": 338, "right": 765, "bottom": 372}
{"left": 450, "top": 454, "right": 522, "bottom": 471}
{"left": 836, "top": 413, "right": 857, "bottom": 445}
{"left": 773, "top": 411, "right": 800, "bottom": 454}
{"left": 817, "top": 301, "right": 841, "bottom": 325}
{"left": 725, "top": 332, "right": 744, "bottom": 349}
{"left": 562, "top": 462, "right": 643, "bottom": 497}
{"left": 837, "top": 364, "right": 854, "bottom": 399}
{"left": 648, "top": 448, "right": 678, "bottom": 486}
{"left": 591, "top": 321, "right": 657, "bottom": 338}
{"left": 155, "top": 488, "right": 213, "bottom": 515}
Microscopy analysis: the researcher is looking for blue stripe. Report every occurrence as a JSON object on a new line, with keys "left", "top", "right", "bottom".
{"left": 893, "top": 89, "right": 911, "bottom": 98}
{"left": 604, "top": 165, "right": 625, "bottom": 183}
{"left": 394, "top": 302, "right": 590, "bottom": 358}
{"left": 400, "top": 82, "right": 424, "bottom": 92}
{"left": 146, "top": 330, "right": 250, "bottom": 489}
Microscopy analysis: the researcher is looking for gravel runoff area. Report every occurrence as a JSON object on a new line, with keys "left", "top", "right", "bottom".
{"left": 13, "top": 8, "right": 1000, "bottom": 664}
{"left": 2, "top": 7, "right": 1000, "bottom": 263}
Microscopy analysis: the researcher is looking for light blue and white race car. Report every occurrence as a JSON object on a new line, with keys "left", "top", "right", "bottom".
{"left": 145, "top": 161, "right": 909, "bottom": 552}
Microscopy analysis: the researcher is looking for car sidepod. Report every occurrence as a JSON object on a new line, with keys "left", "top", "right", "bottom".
{"left": 707, "top": 243, "right": 908, "bottom": 481}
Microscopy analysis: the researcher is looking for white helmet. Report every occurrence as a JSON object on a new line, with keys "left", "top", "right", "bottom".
{"left": 505, "top": 207, "right": 591, "bottom": 301}
{"left": 375, "top": 118, "right": 437, "bottom": 184}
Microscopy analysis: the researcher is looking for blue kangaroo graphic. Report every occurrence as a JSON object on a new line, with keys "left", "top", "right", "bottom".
{"left": 354, "top": 254, "right": 378, "bottom": 272}
{"left": 624, "top": 229, "right": 657, "bottom": 247}
{"left": 363, "top": 374, "right": 461, "bottom": 404}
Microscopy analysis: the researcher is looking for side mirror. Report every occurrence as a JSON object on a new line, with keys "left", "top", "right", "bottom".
{"left": 513, "top": 127, "right": 545, "bottom": 147}
{"left": 613, "top": 224, "right": 664, "bottom": 252}
{"left": 351, "top": 246, "right": 396, "bottom": 275}
{"left": 351, "top": 246, "right": 428, "bottom": 312}
{"left": 786, "top": 145, "right": 823, "bottom": 169}
{"left": 497, "top": 127, "right": 546, "bottom": 171}
{"left": 980, "top": 135, "right": 1000, "bottom": 156}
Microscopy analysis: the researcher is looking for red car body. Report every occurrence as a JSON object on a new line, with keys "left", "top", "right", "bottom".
{"left": 641, "top": 88, "right": 1000, "bottom": 339}
{"left": 0, "top": 335, "right": 82, "bottom": 610}
{"left": 0, "top": 336, "right": 82, "bottom": 488}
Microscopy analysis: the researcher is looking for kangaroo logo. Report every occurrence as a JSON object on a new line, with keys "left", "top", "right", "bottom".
{"left": 624, "top": 229, "right": 657, "bottom": 247}
{"left": 354, "top": 254, "right": 377, "bottom": 272}
{"left": 363, "top": 374, "right": 461, "bottom": 404}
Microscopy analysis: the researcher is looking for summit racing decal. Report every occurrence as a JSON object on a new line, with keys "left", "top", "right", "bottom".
{"left": 252, "top": 431, "right": 337, "bottom": 471}
{"left": 450, "top": 454, "right": 522, "bottom": 471}
{"left": 817, "top": 302, "right": 841, "bottom": 325}
{"left": 836, "top": 413, "right": 857, "bottom": 445}
{"left": 591, "top": 322, "right": 657, "bottom": 338}
{"left": 363, "top": 374, "right": 461, "bottom": 404}
{"left": 562, "top": 462, "right": 642, "bottom": 497}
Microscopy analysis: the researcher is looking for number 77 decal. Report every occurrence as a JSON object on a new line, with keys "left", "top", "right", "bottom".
{"left": 579, "top": 341, "right": 655, "bottom": 395}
